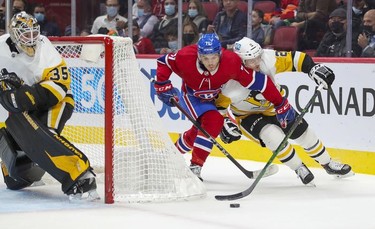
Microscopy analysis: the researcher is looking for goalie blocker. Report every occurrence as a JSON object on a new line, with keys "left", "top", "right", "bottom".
{"left": 1, "top": 112, "right": 93, "bottom": 193}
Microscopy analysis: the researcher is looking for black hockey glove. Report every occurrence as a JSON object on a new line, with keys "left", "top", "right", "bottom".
{"left": 308, "top": 64, "right": 335, "bottom": 90}
{"left": 219, "top": 117, "right": 242, "bottom": 144}
{"left": 0, "top": 68, "right": 23, "bottom": 92}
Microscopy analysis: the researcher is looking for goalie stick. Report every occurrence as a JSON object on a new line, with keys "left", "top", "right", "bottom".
{"left": 215, "top": 84, "right": 325, "bottom": 201}
{"left": 140, "top": 67, "right": 278, "bottom": 179}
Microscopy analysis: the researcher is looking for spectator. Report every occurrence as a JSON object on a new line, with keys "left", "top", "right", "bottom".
{"left": 182, "top": 20, "right": 199, "bottom": 46}
{"left": 149, "top": 0, "right": 178, "bottom": 53}
{"left": 183, "top": 0, "right": 209, "bottom": 34}
{"left": 159, "top": 26, "right": 178, "bottom": 54}
{"left": 33, "top": 4, "right": 60, "bottom": 36}
{"left": 91, "top": 0, "right": 127, "bottom": 34}
{"left": 291, "top": 0, "right": 337, "bottom": 50}
{"left": 316, "top": 8, "right": 362, "bottom": 57}
{"left": 251, "top": 9, "right": 265, "bottom": 46}
{"left": 12, "top": 0, "right": 27, "bottom": 15}
{"left": 358, "top": 9, "right": 375, "bottom": 57}
{"left": 122, "top": 19, "right": 156, "bottom": 54}
{"left": 352, "top": 0, "right": 368, "bottom": 37}
{"left": 136, "top": 0, "right": 159, "bottom": 38}
{"left": 80, "top": 29, "right": 91, "bottom": 36}
{"left": 207, "top": 0, "right": 247, "bottom": 50}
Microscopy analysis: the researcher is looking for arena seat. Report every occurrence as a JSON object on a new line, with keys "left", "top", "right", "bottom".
{"left": 202, "top": 2, "right": 220, "bottom": 23}
{"left": 254, "top": 0, "right": 277, "bottom": 13}
{"left": 270, "top": 26, "right": 299, "bottom": 51}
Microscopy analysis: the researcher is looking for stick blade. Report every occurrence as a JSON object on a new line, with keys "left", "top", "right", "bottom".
{"left": 215, "top": 191, "right": 248, "bottom": 201}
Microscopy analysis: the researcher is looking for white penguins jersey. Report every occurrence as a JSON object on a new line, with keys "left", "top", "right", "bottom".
{"left": 216, "top": 49, "right": 310, "bottom": 117}
{"left": 0, "top": 34, "right": 73, "bottom": 107}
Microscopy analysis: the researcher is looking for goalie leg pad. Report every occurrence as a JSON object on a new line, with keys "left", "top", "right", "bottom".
{"left": 5, "top": 112, "right": 92, "bottom": 193}
{"left": 0, "top": 128, "right": 45, "bottom": 190}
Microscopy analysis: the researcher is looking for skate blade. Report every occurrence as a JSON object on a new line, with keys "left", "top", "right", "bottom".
{"left": 31, "top": 180, "right": 46, "bottom": 187}
{"left": 305, "top": 181, "right": 316, "bottom": 187}
{"left": 263, "top": 164, "right": 279, "bottom": 178}
{"left": 69, "top": 190, "right": 100, "bottom": 202}
{"left": 334, "top": 171, "right": 355, "bottom": 179}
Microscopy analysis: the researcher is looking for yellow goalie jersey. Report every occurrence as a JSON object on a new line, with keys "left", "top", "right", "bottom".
{"left": 216, "top": 49, "right": 315, "bottom": 118}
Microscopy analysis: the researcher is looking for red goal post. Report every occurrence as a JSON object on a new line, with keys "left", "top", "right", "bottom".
{"left": 49, "top": 36, "right": 206, "bottom": 204}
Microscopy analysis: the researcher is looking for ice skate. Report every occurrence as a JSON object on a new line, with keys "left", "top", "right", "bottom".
{"left": 190, "top": 164, "right": 203, "bottom": 181}
{"left": 66, "top": 171, "right": 100, "bottom": 201}
{"left": 295, "top": 163, "right": 315, "bottom": 186}
{"left": 323, "top": 160, "right": 354, "bottom": 178}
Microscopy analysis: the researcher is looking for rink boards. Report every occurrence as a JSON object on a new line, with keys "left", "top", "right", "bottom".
{"left": 0, "top": 57, "right": 373, "bottom": 175}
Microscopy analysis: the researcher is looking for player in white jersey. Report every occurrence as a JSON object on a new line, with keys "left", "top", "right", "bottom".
{"left": 0, "top": 12, "right": 98, "bottom": 200}
{"left": 216, "top": 37, "right": 354, "bottom": 185}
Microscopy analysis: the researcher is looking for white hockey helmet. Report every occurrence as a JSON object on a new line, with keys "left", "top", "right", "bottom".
{"left": 9, "top": 11, "right": 40, "bottom": 57}
{"left": 233, "top": 37, "right": 263, "bottom": 60}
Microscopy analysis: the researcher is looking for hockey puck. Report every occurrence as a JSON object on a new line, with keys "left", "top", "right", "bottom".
{"left": 230, "top": 203, "right": 240, "bottom": 208}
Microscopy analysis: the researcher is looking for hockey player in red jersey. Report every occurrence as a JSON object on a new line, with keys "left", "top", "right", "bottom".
{"left": 154, "top": 33, "right": 296, "bottom": 180}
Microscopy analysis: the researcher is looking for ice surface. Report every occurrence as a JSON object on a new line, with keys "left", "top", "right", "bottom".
{"left": 1, "top": 156, "right": 374, "bottom": 229}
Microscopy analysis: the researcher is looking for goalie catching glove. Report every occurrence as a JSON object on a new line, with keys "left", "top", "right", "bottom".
{"left": 154, "top": 80, "right": 179, "bottom": 107}
{"left": 220, "top": 117, "right": 242, "bottom": 144}
{"left": 308, "top": 64, "right": 335, "bottom": 89}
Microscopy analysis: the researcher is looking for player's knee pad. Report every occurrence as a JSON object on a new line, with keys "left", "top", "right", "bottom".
{"left": 259, "top": 124, "right": 286, "bottom": 151}
{"left": 0, "top": 128, "right": 45, "bottom": 190}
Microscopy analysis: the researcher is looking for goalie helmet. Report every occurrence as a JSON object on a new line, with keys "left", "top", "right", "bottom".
{"left": 234, "top": 37, "right": 263, "bottom": 60}
{"left": 9, "top": 11, "right": 40, "bottom": 57}
{"left": 197, "top": 33, "right": 221, "bottom": 55}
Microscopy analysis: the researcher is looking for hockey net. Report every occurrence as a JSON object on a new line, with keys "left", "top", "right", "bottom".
{"left": 49, "top": 36, "right": 206, "bottom": 203}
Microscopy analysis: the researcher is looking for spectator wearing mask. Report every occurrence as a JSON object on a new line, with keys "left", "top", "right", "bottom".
{"left": 149, "top": 0, "right": 178, "bottom": 53}
{"left": 91, "top": 0, "right": 127, "bottom": 34}
{"left": 316, "top": 8, "right": 362, "bottom": 57}
{"left": 182, "top": 20, "right": 199, "bottom": 47}
{"left": 159, "top": 26, "right": 178, "bottom": 54}
{"left": 33, "top": 4, "right": 60, "bottom": 36}
{"left": 136, "top": 0, "right": 159, "bottom": 38}
{"left": 183, "top": 0, "right": 209, "bottom": 34}
{"left": 358, "top": 9, "right": 375, "bottom": 57}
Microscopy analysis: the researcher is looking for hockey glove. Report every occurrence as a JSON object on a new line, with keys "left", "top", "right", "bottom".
{"left": 275, "top": 97, "right": 296, "bottom": 129}
{"left": 154, "top": 80, "right": 179, "bottom": 107}
{"left": 220, "top": 117, "right": 242, "bottom": 144}
{"left": 308, "top": 64, "right": 335, "bottom": 90}
{"left": 0, "top": 68, "right": 23, "bottom": 92}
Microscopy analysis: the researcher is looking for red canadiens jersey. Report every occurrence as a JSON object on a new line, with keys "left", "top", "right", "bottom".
{"left": 156, "top": 44, "right": 254, "bottom": 101}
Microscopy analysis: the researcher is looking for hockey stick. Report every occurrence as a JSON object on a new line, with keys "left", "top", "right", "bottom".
{"left": 140, "top": 67, "right": 278, "bottom": 179}
{"left": 215, "top": 84, "right": 325, "bottom": 201}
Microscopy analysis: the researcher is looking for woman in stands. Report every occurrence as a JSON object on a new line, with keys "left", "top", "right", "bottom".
{"left": 183, "top": 0, "right": 209, "bottom": 34}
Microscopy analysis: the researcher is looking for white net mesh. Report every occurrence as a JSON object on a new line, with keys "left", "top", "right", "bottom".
{"left": 52, "top": 36, "right": 206, "bottom": 203}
